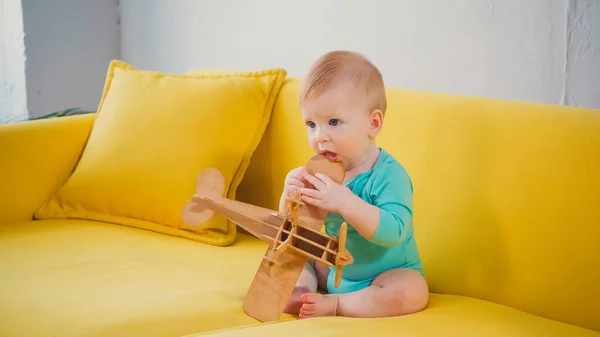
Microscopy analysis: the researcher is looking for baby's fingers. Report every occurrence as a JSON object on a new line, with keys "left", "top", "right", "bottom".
{"left": 301, "top": 195, "right": 323, "bottom": 208}
{"left": 287, "top": 177, "right": 305, "bottom": 186}
{"left": 298, "top": 187, "right": 320, "bottom": 199}
{"left": 303, "top": 173, "right": 326, "bottom": 189}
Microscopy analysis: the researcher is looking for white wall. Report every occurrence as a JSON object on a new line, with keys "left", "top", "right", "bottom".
{"left": 0, "top": 0, "right": 28, "bottom": 123}
{"left": 120, "top": 0, "right": 600, "bottom": 110}
{"left": 21, "top": 0, "right": 120, "bottom": 118}
{"left": 565, "top": 0, "right": 600, "bottom": 108}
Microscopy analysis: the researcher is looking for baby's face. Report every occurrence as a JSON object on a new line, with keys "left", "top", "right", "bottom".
{"left": 301, "top": 82, "right": 380, "bottom": 170}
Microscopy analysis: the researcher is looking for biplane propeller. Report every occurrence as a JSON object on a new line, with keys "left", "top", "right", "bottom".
{"left": 181, "top": 154, "right": 354, "bottom": 322}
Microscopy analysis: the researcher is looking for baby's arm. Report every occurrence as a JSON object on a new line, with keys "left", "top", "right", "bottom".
{"left": 340, "top": 166, "right": 413, "bottom": 247}
{"left": 339, "top": 193, "right": 381, "bottom": 240}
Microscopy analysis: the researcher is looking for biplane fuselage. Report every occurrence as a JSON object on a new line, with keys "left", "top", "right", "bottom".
{"left": 190, "top": 195, "right": 343, "bottom": 268}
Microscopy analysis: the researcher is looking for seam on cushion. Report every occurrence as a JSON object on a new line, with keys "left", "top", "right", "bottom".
{"left": 222, "top": 70, "right": 287, "bottom": 244}
{"left": 116, "top": 61, "right": 286, "bottom": 81}
{"left": 37, "top": 209, "right": 236, "bottom": 246}
{"left": 34, "top": 61, "right": 123, "bottom": 212}
{"left": 180, "top": 69, "right": 287, "bottom": 80}
{"left": 225, "top": 71, "right": 287, "bottom": 242}
{"left": 71, "top": 61, "right": 126, "bottom": 162}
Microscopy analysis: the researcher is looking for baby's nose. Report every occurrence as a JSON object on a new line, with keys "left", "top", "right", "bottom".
{"left": 315, "top": 128, "right": 329, "bottom": 142}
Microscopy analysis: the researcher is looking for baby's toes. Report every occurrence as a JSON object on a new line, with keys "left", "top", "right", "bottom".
{"left": 301, "top": 302, "right": 316, "bottom": 312}
{"left": 299, "top": 303, "right": 316, "bottom": 318}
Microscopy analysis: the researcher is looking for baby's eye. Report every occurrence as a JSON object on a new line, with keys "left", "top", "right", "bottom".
{"left": 329, "top": 119, "right": 340, "bottom": 126}
{"left": 306, "top": 121, "right": 316, "bottom": 128}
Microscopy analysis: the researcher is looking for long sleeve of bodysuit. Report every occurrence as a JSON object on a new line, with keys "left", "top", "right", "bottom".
{"left": 368, "top": 163, "right": 414, "bottom": 248}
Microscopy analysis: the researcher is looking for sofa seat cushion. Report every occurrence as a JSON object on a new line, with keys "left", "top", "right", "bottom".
{"left": 3, "top": 220, "right": 597, "bottom": 337}
{"left": 186, "top": 295, "right": 599, "bottom": 337}
{"left": 0, "top": 219, "right": 293, "bottom": 337}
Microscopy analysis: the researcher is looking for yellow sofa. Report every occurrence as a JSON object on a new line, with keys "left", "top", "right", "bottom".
{"left": 1, "top": 63, "right": 599, "bottom": 337}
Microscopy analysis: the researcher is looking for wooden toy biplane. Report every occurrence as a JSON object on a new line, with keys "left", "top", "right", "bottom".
{"left": 181, "top": 155, "right": 354, "bottom": 322}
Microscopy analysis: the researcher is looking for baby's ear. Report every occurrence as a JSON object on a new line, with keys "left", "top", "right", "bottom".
{"left": 368, "top": 108, "right": 384, "bottom": 136}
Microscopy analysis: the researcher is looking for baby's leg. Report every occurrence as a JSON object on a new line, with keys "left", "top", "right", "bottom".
{"left": 313, "top": 260, "right": 330, "bottom": 291}
{"left": 283, "top": 261, "right": 318, "bottom": 314}
{"left": 300, "top": 268, "right": 429, "bottom": 318}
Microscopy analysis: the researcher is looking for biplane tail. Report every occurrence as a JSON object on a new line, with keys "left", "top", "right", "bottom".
{"left": 182, "top": 168, "right": 225, "bottom": 226}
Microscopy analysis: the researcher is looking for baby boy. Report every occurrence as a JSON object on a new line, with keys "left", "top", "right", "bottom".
{"left": 280, "top": 50, "right": 429, "bottom": 319}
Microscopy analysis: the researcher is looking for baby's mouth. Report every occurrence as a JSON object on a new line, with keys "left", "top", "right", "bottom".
{"left": 321, "top": 150, "right": 339, "bottom": 162}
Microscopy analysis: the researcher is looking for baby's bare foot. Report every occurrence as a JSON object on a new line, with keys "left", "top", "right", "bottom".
{"left": 299, "top": 293, "right": 338, "bottom": 318}
{"left": 283, "top": 287, "right": 312, "bottom": 315}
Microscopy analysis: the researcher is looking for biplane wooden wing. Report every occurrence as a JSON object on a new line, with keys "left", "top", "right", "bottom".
{"left": 182, "top": 154, "right": 353, "bottom": 322}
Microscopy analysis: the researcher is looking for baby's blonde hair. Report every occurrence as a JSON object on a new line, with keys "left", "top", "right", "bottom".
{"left": 299, "top": 50, "right": 387, "bottom": 115}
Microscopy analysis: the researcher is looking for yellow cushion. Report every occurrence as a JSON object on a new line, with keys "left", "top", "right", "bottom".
{"left": 237, "top": 78, "right": 600, "bottom": 331}
{"left": 186, "top": 294, "right": 600, "bottom": 337}
{"left": 183, "top": 295, "right": 599, "bottom": 337}
{"left": 34, "top": 61, "right": 286, "bottom": 246}
{"left": 0, "top": 219, "right": 294, "bottom": 337}
{"left": 2, "top": 220, "right": 595, "bottom": 337}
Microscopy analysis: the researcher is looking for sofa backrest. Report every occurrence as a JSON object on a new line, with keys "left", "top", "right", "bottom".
{"left": 236, "top": 78, "right": 600, "bottom": 331}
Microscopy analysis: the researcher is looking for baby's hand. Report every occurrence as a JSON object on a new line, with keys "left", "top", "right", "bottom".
{"left": 283, "top": 166, "right": 310, "bottom": 195}
{"left": 298, "top": 173, "right": 354, "bottom": 214}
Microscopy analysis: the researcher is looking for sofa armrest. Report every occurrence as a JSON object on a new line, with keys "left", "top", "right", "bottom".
{"left": 0, "top": 113, "right": 95, "bottom": 224}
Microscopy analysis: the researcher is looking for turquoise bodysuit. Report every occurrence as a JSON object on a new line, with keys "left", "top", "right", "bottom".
{"left": 324, "top": 148, "right": 423, "bottom": 294}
